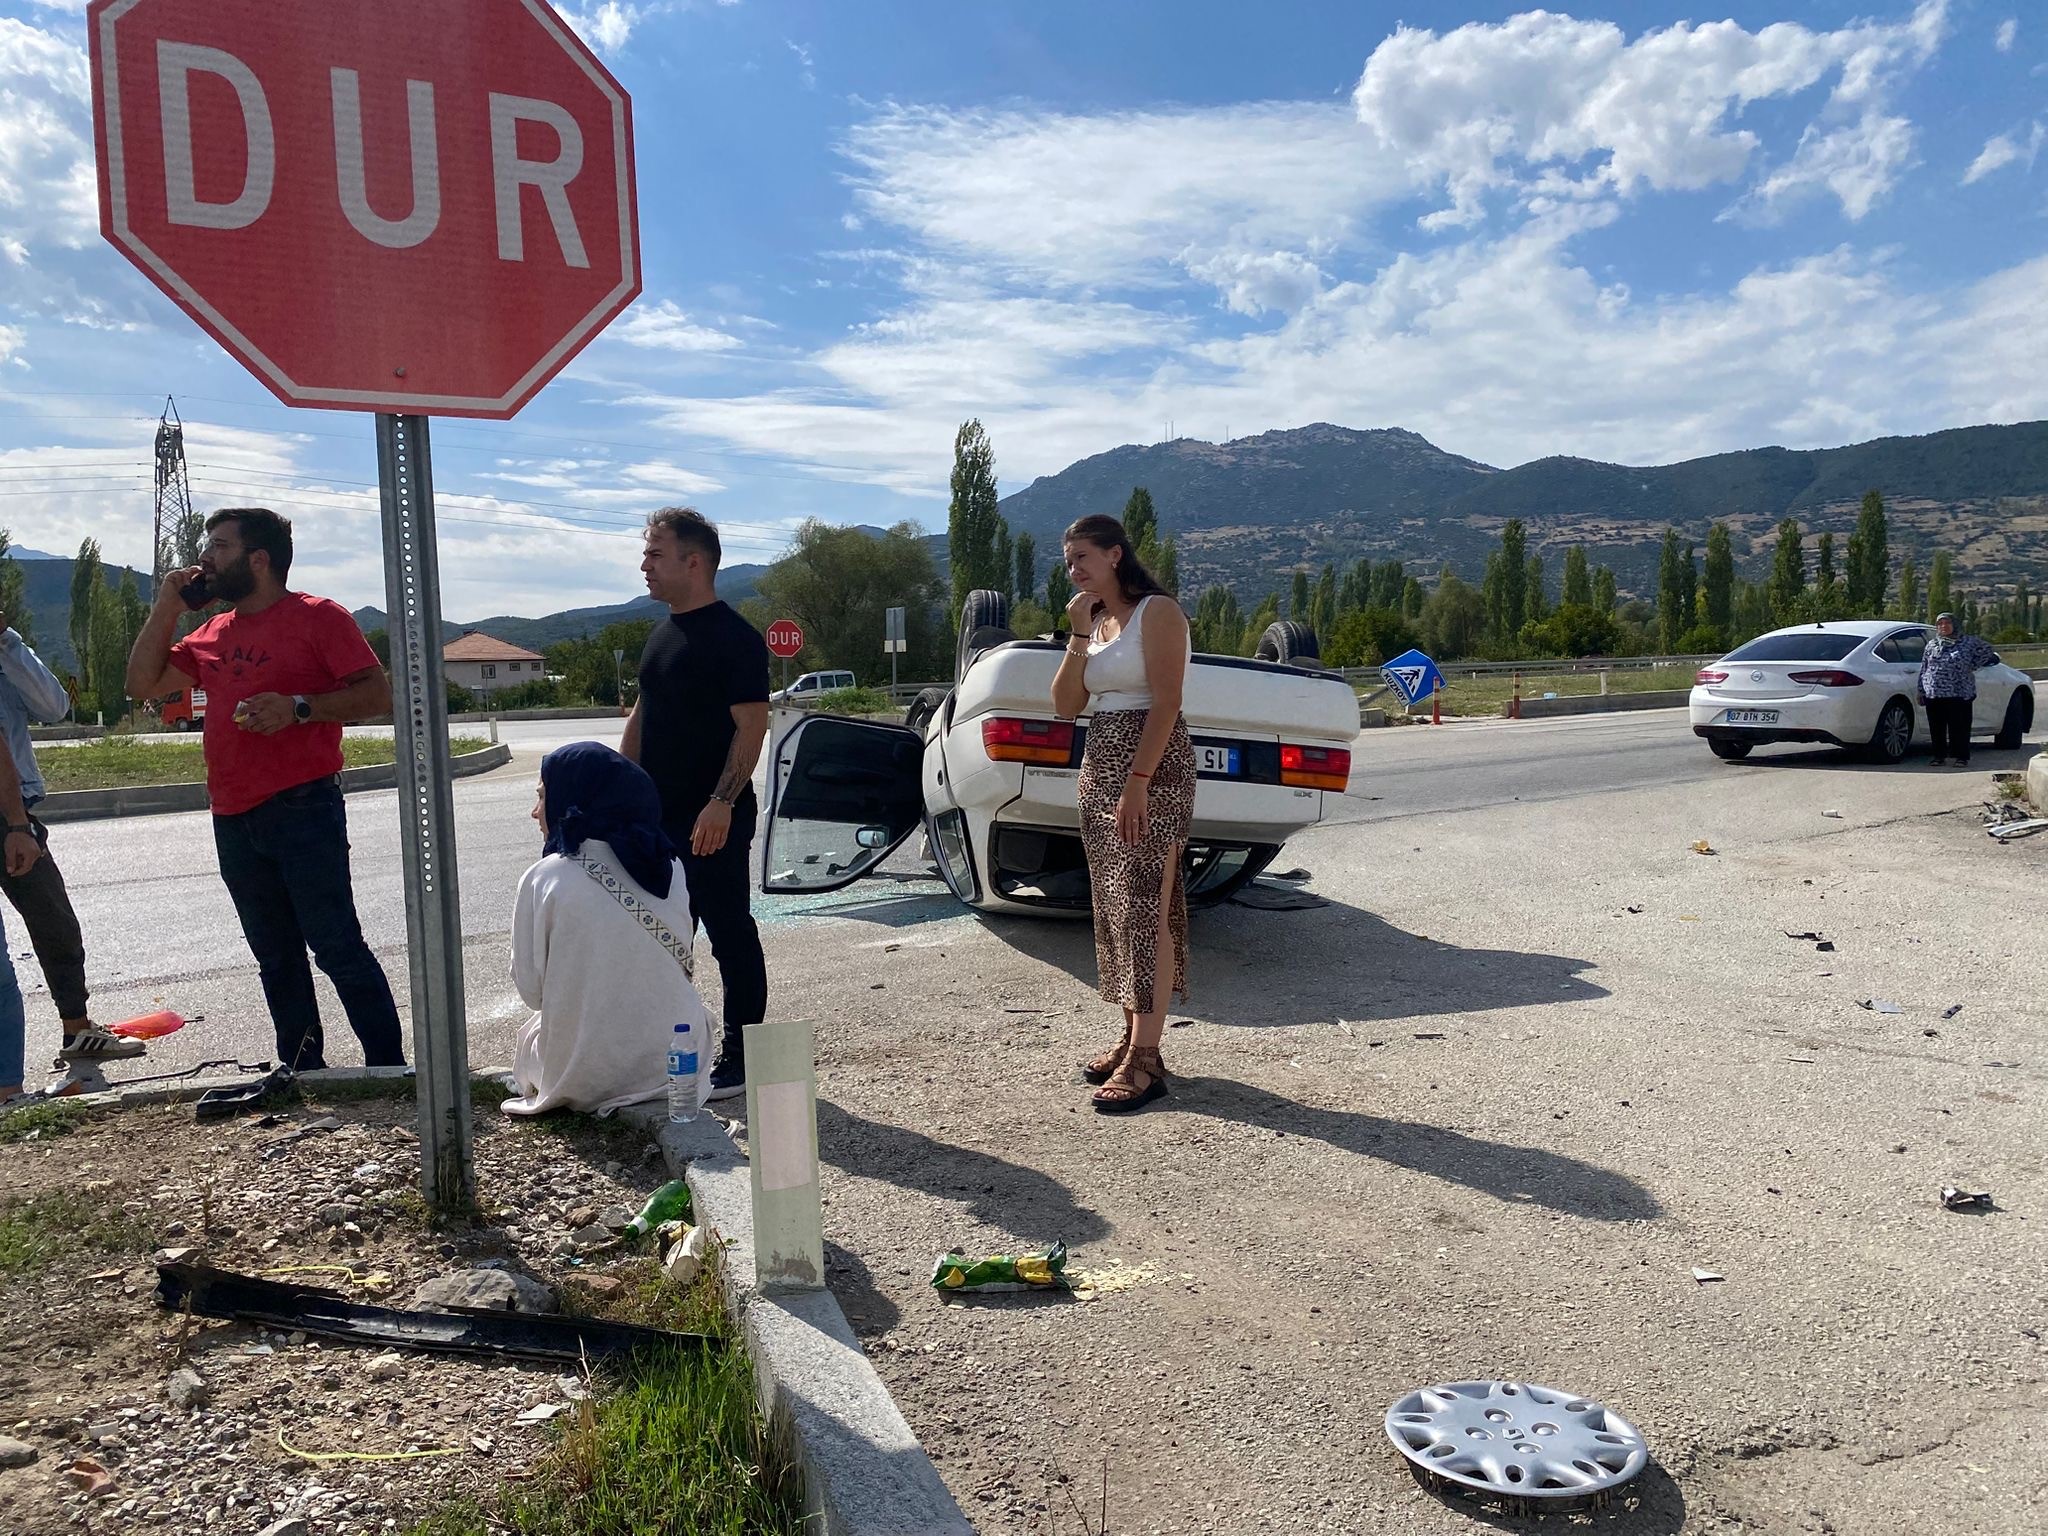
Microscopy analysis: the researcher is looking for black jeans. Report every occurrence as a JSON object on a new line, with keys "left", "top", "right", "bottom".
{"left": 213, "top": 778, "right": 405, "bottom": 1071}
{"left": 675, "top": 800, "right": 767, "bottom": 1057}
{"left": 1926, "top": 697, "right": 1973, "bottom": 762}
{"left": 0, "top": 815, "right": 88, "bottom": 1022}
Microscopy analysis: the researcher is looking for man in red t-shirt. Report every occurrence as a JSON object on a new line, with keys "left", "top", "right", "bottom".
{"left": 126, "top": 508, "right": 405, "bottom": 1071}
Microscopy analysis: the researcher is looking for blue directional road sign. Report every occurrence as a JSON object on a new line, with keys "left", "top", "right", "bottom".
{"left": 1380, "top": 648, "right": 1445, "bottom": 707}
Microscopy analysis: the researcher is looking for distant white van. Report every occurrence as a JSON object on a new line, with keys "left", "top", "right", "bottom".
{"left": 770, "top": 669, "right": 856, "bottom": 704}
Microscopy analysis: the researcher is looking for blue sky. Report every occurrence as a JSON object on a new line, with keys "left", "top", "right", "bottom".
{"left": 1, "top": 0, "right": 2043, "bottom": 617}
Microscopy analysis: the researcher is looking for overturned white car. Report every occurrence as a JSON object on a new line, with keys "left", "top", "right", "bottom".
{"left": 759, "top": 593, "right": 1361, "bottom": 915}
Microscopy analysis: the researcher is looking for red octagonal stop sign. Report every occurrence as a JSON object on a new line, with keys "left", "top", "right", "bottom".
{"left": 89, "top": 0, "right": 639, "bottom": 418}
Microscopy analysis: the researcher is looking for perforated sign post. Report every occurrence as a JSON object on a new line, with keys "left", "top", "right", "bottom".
{"left": 90, "top": 0, "right": 640, "bottom": 1209}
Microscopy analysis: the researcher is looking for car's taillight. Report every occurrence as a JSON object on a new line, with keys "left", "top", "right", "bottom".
{"left": 1788, "top": 670, "right": 1863, "bottom": 687}
{"left": 1279, "top": 743, "right": 1351, "bottom": 791}
{"left": 982, "top": 716, "right": 1075, "bottom": 765}
{"left": 1695, "top": 669, "right": 1729, "bottom": 685}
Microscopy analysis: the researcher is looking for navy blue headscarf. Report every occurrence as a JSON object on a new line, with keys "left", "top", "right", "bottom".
{"left": 539, "top": 741, "right": 680, "bottom": 899}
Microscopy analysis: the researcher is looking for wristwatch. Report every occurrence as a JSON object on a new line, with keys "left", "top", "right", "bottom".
{"left": 292, "top": 694, "right": 312, "bottom": 723}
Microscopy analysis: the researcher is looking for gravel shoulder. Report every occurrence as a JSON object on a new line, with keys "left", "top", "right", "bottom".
{"left": 781, "top": 755, "right": 2046, "bottom": 1534}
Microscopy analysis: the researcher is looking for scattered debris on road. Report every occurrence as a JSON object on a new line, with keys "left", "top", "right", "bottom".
{"left": 1691, "top": 1267, "right": 1725, "bottom": 1284}
{"left": 1858, "top": 998, "right": 1904, "bottom": 1014}
{"left": 932, "top": 1242, "right": 1069, "bottom": 1294}
{"left": 1691, "top": 840, "right": 1716, "bottom": 855}
{"left": 1228, "top": 879, "right": 1329, "bottom": 911}
{"left": 1822, "top": 809, "right": 1843, "bottom": 818}
{"left": 1940, "top": 1187, "right": 1994, "bottom": 1212}
{"left": 1942, "top": 1004, "right": 1963, "bottom": 1020}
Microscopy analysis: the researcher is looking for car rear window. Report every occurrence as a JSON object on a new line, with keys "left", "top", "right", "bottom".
{"left": 1724, "top": 632, "right": 1863, "bottom": 662}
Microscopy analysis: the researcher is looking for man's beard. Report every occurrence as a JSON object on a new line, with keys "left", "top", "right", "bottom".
{"left": 209, "top": 555, "right": 257, "bottom": 602}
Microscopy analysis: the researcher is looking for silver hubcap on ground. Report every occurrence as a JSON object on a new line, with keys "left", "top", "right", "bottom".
{"left": 1385, "top": 1379, "right": 1648, "bottom": 1501}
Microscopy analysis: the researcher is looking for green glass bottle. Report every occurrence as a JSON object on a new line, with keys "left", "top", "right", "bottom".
{"left": 625, "top": 1179, "right": 693, "bottom": 1238}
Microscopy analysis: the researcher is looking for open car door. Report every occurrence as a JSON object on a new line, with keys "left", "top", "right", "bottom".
{"left": 761, "top": 715, "right": 927, "bottom": 894}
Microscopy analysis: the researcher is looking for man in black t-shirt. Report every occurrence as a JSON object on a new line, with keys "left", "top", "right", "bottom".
{"left": 623, "top": 507, "right": 771, "bottom": 1100}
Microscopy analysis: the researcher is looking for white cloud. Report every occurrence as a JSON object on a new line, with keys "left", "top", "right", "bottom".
{"left": 608, "top": 300, "right": 744, "bottom": 353}
{"left": 1353, "top": 2, "right": 1950, "bottom": 228}
{"left": 787, "top": 40, "right": 815, "bottom": 90}
{"left": 1995, "top": 19, "right": 2018, "bottom": 54}
{"left": 561, "top": 3, "right": 647, "bottom": 55}
{"left": 1181, "top": 249, "right": 1325, "bottom": 317}
{"left": 839, "top": 103, "right": 1408, "bottom": 295}
{"left": 1731, "top": 109, "right": 1919, "bottom": 223}
{"left": 1963, "top": 123, "right": 2046, "bottom": 184}
{"left": 0, "top": 18, "right": 98, "bottom": 250}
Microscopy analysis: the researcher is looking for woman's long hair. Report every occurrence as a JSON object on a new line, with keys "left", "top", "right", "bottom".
{"left": 1064, "top": 514, "right": 1170, "bottom": 605}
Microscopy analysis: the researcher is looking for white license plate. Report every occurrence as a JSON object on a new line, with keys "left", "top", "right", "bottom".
{"left": 1725, "top": 709, "right": 1779, "bottom": 725}
{"left": 1196, "top": 744, "right": 1241, "bottom": 775}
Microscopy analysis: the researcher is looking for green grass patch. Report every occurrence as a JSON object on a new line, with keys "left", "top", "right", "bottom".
{"left": 0, "top": 1098, "right": 100, "bottom": 1143}
{"left": 37, "top": 734, "right": 491, "bottom": 792}
{"left": 812, "top": 685, "right": 893, "bottom": 716}
{"left": 406, "top": 1264, "right": 806, "bottom": 1536}
{"left": 0, "top": 1188, "right": 152, "bottom": 1277}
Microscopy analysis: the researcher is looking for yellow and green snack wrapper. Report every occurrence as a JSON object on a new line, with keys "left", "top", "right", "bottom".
{"left": 930, "top": 1241, "right": 1068, "bottom": 1293}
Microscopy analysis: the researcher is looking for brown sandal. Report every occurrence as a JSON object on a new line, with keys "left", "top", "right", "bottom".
{"left": 1092, "top": 1045, "right": 1167, "bottom": 1115}
{"left": 1080, "top": 1023, "right": 1131, "bottom": 1085}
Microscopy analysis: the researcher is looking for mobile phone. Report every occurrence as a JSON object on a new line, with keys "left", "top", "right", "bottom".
{"left": 179, "top": 573, "right": 212, "bottom": 610}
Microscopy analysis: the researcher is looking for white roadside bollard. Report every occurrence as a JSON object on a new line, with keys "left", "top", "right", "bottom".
{"left": 743, "top": 1016, "right": 825, "bottom": 1291}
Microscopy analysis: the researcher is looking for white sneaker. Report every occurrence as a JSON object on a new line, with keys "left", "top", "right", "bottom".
{"left": 56, "top": 1022, "right": 146, "bottom": 1062}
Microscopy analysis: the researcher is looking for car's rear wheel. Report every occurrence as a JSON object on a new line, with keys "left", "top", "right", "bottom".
{"left": 955, "top": 590, "right": 1012, "bottom": 683}
{"left": 173, "top": 717, "right": 193, "bottom": 732}
{"left": 1708, "top": 738, "right": 1752, "bottom": 761}
{"left": 1867, "top": 698, "right": 1912, "bottom": 764}
{"left": 1254, "top": 619, "right": 1320, "bottom": 665}
{"left": 1995, "top": 688, "right": 2033, "bottom": 750}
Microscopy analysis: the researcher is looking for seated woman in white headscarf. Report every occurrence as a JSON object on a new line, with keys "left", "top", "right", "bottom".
{"left": 503, "top": 741, "right": 710, "bottom": 1117}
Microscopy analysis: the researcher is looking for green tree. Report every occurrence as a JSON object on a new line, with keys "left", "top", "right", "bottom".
{"left": 755, "top": 520, "right": 946, "bottom": 680}
{"left": 1768, "top": 518, "right": 1806, "bottom": 623}
{"left": 1679, "top": 543, "right": 1697, "bottom": 631}
{"left": 1013, "top": 532, "right": 1035, "bottom": 604}
{"left": 1339, "top": 559, "right": 1373, "bottom": 616}
{"left": 946, "top": 419, "right": 1001, "bottom": 619}
{"left": 1592, "top": 566, "right": 1616, "bottom": 616}
{"left": 1561, "top": 546, "right": 1591, "bottom": 609}
{"left": 1524, "top": 554, "right": 1547, "bottom": 625}
{"left": 1500, "top": 519, "right": 1528, "bottom": 636}
{"left": 992, "top": 522, "right": 1014, "bottom": 601}
{"left": 1845, "top": 489, "right": 1889, "bottom": 613}
{"left": 1813, "top": 532, "right": 1842, "bottom": 618}
{"left": 87, "top": 577, "right": 129, "bottom": 722}
{"left": 1325, "top": 608, "right": 1418, "bottom": 669}
{"left": 1733, "top": 580, "right": 1769, "bottom": 642}
{"left": 1656, "top": 527, "right": 1685, "bottom": 652}
{"left": 1421, "top": 566, "right": 1487, "bottom": 660}
{"left": 1374, "top": 561, "right": 1406, "bottom": 612}
{"left": 1926, "top": 550, "right": 1953, "bottom": 622}
{"left": 1190, "top": 585, "right": 1242, "bottom": 655}
{"left": 0, "top": 531, "right": 29, "bottom": 644}
{"left": 1122, "top": 487, "right": 1159, "bottom": 565}
{"left": 1240, "top": 593, "right": 1280, "bottom": 656}
{"left": 1703, "top": 523, "right": 1734, "bottom": 632}
{"left": 1289, "top": 569, "right": 1311, "bottom": 624}
{"left": 548, "top": 618, "right": 656, "bottom": 706}
{"left": 70, "top": 536, "right": 103, "bottom": 690}
{"left": 365, "top": 627, "right": 391, "bottom": 667}
{"left": 1157, "top": 537, "right": 1179, "bottom": 595}
{"left": 1045, "top": 562, "right": 1072, "bottom": 621}
{"left": 1520, "top": 603, "right": 1620, "bottom": 658}
{"left": 1401, "top": 576, "right": 1425, "bottom": 620}
{"left": 1894, "top": 555, "right": 1919, "bottom": 621}
{"left": 1481, "top": 550, "right": 1506, "bottom": 641}
{"left": 1311, "top": 564, "right": 1337, "bottom": 638}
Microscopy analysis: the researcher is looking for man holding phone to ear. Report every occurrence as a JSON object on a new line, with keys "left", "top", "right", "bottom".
{"left": 126, "top": 507, "right": 406, "bottom": 1072}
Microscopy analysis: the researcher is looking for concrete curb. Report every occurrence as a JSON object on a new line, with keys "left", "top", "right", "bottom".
{"left": 622, "top": 1105, "right": 972, "bottom": 1536}
{"left": 35, "top": 742, "right": 513, "bottom": 823}
{"left": 1517, "top": 689, "right": 1691, "bottom": 718}
{"left": 2027, "top": 751, "right": 2048, "bottom": 813}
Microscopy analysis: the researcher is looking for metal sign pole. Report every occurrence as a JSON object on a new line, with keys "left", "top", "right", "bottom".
{"left": 375, "top": 413, "right": 474, "bottom": 1211}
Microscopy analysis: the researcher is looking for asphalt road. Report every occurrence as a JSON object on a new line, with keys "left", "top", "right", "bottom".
{"left": 18, "top": 700, "right": 2048, "bottom": 1533}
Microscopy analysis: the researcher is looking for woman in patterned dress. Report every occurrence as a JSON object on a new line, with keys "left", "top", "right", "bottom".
{"left": 1918, "top": 612, "right": 1997, "bottom": 767}
{"left": 1051, "top": 514, "right": 1196, "bottom": 1114}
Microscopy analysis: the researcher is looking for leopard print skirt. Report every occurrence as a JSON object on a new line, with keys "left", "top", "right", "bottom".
{"left": 1078, "top": 709, "right": 1195, "bottom": 1013}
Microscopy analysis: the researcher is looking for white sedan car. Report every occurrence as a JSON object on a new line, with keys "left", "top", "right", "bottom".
{"left": 1689, "top": 620, "right": 2035, "bottom": 763}
{"left": 756, "top": 594, "right": 1361, "bottom": 915}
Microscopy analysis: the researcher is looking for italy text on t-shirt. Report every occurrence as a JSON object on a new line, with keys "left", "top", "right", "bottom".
{"left": 167, "top": 591, "right": 381, "bottom": 816}
{"left": 636, "top": 601, "right": 772, "bottom": 831}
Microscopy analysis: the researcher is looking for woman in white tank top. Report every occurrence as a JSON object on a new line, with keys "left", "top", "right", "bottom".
{"left": 1049, "top": 513, "right": 1196, "bottom": 1115}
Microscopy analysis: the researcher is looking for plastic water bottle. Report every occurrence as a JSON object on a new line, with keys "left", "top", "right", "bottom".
{"left": 668, "top": 1020, "right": 699, "bottom": 1124}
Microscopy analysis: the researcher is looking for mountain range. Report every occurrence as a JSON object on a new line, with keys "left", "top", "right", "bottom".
{"left": 993, "top": 420, "right": 2048, "bottom": 602}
